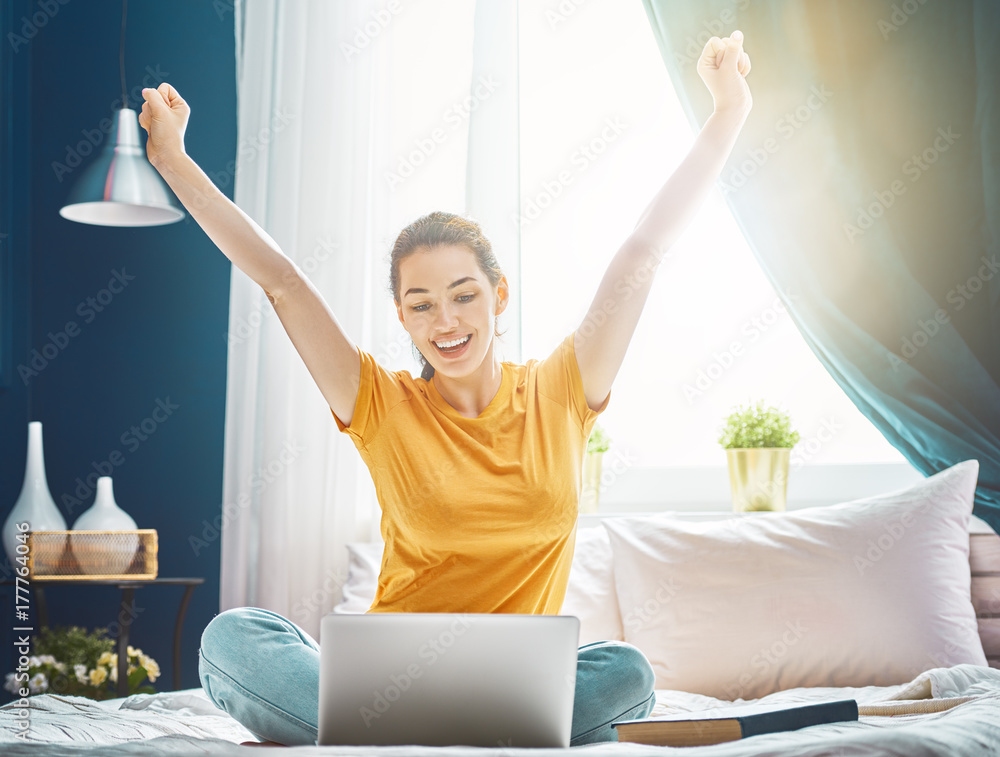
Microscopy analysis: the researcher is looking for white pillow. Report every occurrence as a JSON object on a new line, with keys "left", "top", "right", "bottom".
{"left": 604, "top": 460, "right": 987, "bottom": 699}
{"left": 332, "top": 528, "right": 625, "bottom": 645}
{"left": 561, "top": 525, "right": 624, "bottom": 644}
{"left": 331, "top": 541, "right": 382, "bottom": 614}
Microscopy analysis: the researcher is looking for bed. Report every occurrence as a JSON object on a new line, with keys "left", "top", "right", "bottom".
{"left": 3, "top": 460, "right": 999, "bottom": 755}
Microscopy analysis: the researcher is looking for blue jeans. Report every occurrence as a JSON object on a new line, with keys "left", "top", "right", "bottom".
{"left": 198, "top": 607, "right": 655, "bottom": 746}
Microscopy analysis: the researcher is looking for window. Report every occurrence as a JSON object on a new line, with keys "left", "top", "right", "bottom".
{"left": 517, "top": 2, "right": 918, "bottom": 509}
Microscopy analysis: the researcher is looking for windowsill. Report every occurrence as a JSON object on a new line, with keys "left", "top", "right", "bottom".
{"left": 587, "top": 461, "right": 924, "bottom": 512}
{"left": 580, "top": 461, "right": 994, "bottom": 533}
{"left": 578, "top": 511, "right": 995, "bottom": 534}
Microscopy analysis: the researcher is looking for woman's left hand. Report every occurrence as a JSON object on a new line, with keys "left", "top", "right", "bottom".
{"left": 697, "top": 29, "right": 752, "bottom": 116}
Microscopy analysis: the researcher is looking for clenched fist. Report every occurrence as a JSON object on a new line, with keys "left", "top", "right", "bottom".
{"left": 138, "top": 83, "right": 190, "bottom": 168}
{"left": 697, "top": 29, "right": 752, "bottom": 115}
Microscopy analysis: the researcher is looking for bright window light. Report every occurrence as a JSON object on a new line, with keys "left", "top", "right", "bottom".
{"left": 518, "top": 1, "right": 908, "bottom": 469}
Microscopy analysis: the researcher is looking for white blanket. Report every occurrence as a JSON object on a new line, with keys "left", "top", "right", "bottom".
{"left": 2, "top": 664, "right": 999, "bottom": 755}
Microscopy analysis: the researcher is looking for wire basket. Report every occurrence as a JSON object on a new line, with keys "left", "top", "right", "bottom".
{"left": 27, "top": 530, "right": 158, "bottom": 580}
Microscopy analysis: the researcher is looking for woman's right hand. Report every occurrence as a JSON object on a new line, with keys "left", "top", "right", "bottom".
{"left": 138, "top": 83, "right": 190, "bottom": 168}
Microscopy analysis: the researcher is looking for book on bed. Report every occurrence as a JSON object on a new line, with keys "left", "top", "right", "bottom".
{"left": 612, "top": 698, "right": 859, "bottom": 747}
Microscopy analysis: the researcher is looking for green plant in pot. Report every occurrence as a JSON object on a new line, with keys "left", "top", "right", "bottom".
{"left": 581, "top": 423, "right": 611, "bottom": 513}
{"left": 718, "top": 400, "right": 800, "bottom": 512}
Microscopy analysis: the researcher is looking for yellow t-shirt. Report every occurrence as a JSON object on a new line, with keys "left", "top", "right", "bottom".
{"left": 331, "top": 331, "right": 608, "bottom": 614}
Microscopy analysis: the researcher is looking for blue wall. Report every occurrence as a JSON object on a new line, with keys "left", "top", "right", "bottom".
{"left": 2, "top": 0, "right": 236, "bottom": 694}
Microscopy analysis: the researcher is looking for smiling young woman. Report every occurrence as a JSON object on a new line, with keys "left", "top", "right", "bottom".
{"left": 139, "top": 28, "right": 751, "bottom": 748}
{"left": 389, "top": 214, "right": 509, "bottom": 419}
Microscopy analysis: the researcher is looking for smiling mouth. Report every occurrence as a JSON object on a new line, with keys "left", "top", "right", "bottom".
{"left": 433, "top": 334, "right": 471, "bottom": 354}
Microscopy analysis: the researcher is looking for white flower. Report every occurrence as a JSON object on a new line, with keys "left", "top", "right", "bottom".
{"left": 28, "top": 655, "right": 41, "bottom": 667}
{"left": 29, "top": 673, "right": 48, "bottom": 694}
{"left": 37, "top": 655, "right": 58, "bottom": 666}
{"left": 3, "top": 672, "right": 19, "bottom": 695}
{"left": 74, "top": 664, "right": 88, "bottom": 685}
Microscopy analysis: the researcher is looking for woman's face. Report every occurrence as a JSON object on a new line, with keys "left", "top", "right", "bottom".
{"left": 396, "top": 244, "right": 508, "bottom": 379}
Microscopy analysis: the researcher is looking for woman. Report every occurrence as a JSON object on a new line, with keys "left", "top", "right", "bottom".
{"left": 139, "top": 31, "right": 751, "bottom": 746}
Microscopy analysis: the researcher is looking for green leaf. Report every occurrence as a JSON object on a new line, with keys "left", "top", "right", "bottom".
{"left": 718, "top": 399, "right": 800, "bottom": 449}
{"left": 33, "top": 625, "right": 113, "bottom": 669}
{"left": 587, "top": 423, "right": 611, "bottom": 454}
{"left": 128, "top": 667, "right": 149, "bottom": 692}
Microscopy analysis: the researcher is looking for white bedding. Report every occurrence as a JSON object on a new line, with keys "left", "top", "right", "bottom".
{"left": 2, "top": 664, "right": 999, "bottom": 755}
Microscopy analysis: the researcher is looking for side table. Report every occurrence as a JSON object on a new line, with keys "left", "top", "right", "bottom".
{"left": 2, "top": 577, "right": 204, "bottom": 697}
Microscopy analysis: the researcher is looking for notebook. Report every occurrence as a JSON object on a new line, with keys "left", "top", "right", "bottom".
{"left": 613, "top": 699, "right": 859, "bottom": 746}
{"left": 318, "top": 613, "right": 580, "bottom": 747}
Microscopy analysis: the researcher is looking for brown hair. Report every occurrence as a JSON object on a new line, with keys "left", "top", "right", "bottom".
{"left": 389, "top": 211, "right": 505, "bottom": 381}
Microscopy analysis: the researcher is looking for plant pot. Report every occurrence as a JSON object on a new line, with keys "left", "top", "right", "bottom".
{"left": 725, "top": 448, "right": 790, "bottom": 512}
{"left": 580, "top": 451, "right": 604, "bottom": 513}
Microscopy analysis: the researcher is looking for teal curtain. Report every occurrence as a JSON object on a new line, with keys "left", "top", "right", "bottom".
{"left": 641, "top": 0, "right": 999, "bottom": 532}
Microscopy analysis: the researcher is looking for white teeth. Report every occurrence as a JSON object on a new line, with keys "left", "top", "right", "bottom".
{"left": 434, "top": 335, "right": 470, "bottom": 349}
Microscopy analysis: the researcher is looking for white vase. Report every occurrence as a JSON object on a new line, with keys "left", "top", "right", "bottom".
{"left": 72, "top": 477, "right": 138, "bottom": 530}
{"left": 71, "top": 477, "right": 139, "bottom": 575}
{"left": 3, "top": 422, "right": 68, "bottom": 567}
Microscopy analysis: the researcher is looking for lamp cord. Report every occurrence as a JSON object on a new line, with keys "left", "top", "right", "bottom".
{"left": 119, "top": 0, "right": 128, "bottom": 108}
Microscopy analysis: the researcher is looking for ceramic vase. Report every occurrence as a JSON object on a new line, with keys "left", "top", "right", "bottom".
{"left": 71, "top": 477, "right": 139, "bottom": 574}
{"left": 72, "top": 477, "right": 138, "bottom": 530}
{"left": 3, "top": 422, "right": 67, "bottom": 567}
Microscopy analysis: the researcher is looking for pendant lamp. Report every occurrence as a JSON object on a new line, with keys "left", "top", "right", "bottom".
{"left": 59, "top": 0, "right": 184, "bottom": 227}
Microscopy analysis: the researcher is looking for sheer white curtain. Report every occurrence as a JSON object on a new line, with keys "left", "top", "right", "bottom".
{"left": 222, "top": 0, "right": 519, "bottom": 639}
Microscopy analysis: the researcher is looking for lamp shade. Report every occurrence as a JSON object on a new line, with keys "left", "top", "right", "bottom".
{"left": 59, "top": 107, "right": 185, "bottom": 227}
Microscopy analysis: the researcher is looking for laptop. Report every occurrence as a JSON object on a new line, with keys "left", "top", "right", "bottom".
{"left": 318, "top": 613, "right": 580, "bottom": 747}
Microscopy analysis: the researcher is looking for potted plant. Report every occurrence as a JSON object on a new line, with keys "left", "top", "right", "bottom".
{"left": 718, "top": 400, "right": 800, "bottom": 512}
{"left": 580, "top": 423, "right": 611, "bottom": 513}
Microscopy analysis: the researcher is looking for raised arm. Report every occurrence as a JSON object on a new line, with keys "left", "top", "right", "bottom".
{"left": 574, "top": 32, "right": 752, "bottom": 411}
{"left": 139, "top": 84, "right": 361, "bottom": 425}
